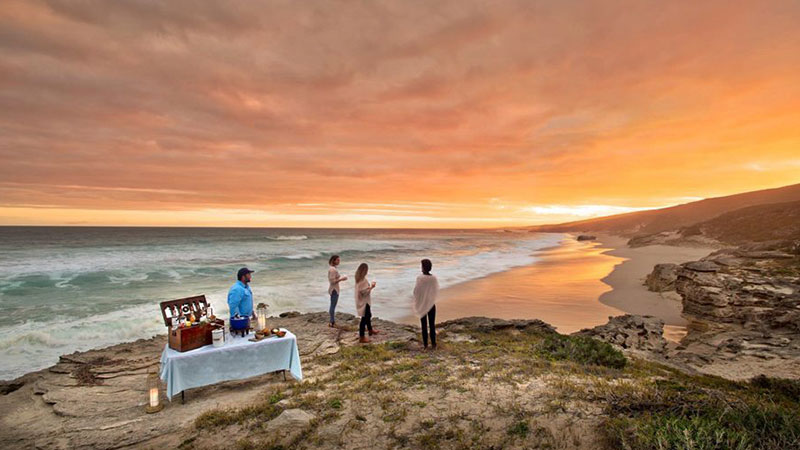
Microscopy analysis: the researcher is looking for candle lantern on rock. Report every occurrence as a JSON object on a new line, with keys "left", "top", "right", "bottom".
{"left": 145, "top": 367, "right": 163, "bottom": 413}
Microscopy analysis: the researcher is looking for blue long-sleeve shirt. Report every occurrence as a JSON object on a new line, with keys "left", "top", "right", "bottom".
{"left": 227, "top": 280, "right": 253, "bottom": 317}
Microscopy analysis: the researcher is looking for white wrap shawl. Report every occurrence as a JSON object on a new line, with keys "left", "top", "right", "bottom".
{"left": 412, "top": 274, "right": 439, "bottom": 318}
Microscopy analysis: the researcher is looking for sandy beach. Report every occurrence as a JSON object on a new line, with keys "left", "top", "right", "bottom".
{"left": 594, "top": 234, "right": 717, "bottom": 339}
{"left": 428, "top": 233, "right": 715, "bottom": 336}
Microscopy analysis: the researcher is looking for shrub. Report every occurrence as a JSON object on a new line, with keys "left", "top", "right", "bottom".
{"left": 507, "top": 420, "right": 530, "bottom": 437}
{"left": 536, "top": 334, "right": 627, "bottom": 369}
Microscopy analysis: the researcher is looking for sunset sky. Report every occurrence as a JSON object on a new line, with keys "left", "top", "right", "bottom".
{"left": 1, "top": 0, "right": 798, "bottom": 227}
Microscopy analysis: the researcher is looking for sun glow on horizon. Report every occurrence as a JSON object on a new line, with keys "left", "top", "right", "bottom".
{"left": 0, "top": 196, "right": 740, "bottom": 228}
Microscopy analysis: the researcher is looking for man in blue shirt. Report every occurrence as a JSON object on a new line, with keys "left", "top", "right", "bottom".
{"left": 228, "top": 267, "right": 255, "bottom": 318}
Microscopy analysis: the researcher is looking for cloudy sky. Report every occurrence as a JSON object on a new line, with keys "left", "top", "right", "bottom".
{"left": 1, "top": 0, "right": 798, "bottom": 227}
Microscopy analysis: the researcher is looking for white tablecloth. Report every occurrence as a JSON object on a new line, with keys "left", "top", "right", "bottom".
{"left": 159, "top": 329, "right": 302, "bottom": 400}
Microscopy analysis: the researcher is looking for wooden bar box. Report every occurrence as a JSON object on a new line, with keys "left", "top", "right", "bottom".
{"left": 160, "top": 295, "right": 224, "bottom": 352}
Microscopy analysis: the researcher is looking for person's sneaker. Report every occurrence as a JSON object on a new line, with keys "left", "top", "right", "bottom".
{"left": 359, "top": 336, "right": 371, "bottom": 344}
{"left": 328, "top": 322, "right": 335, "bottom": 328}
{"left": 368, "top": 329, "right": 381, "bottom": 336}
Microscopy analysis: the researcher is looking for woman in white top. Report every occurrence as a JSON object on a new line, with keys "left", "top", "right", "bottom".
{"left": 327, "top": 255, "right": 348, "bottom": 328}
{"left": 413, "top": 259, "right": 439, "bottom": 349}
{"left": 354, "top": 263, "right": 379, "bottom": 343}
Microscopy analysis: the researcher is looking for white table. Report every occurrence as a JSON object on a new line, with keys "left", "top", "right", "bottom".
{"left": 159, "top": 329, "right": 302, "bottom": 400}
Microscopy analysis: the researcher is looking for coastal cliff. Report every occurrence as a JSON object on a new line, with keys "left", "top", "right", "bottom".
{"left": 2, "top": 311, "right": 799, "bottom": 450}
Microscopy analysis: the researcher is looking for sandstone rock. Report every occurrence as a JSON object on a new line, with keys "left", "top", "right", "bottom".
{"left": 440, "top": 317, "right": 557, "bottom": 334}
{"left": 683, "top": 261, "right": 720, "bottom": 272}
{"left": 0, "top": 380, "right": 24, "bottom": 395}
{"left": 672, "top": 244, "right": 800, "bottom": 378}
{"left": 677, "top": 257, "right": 800, "bottom": 329}
{"left": 268, "top": 409, "right": 315, "bottom": 429}
{"left": 628, "top": 231, "right": 676, "bottom": 247}
{"left": 645, "top": 263, "right": 679, "bottom": 292}
{"left": 572, "top": 315, "right": 667, "bottom": 354}
{"left": 740, "top": 251, "right": 794, "bottom": 259}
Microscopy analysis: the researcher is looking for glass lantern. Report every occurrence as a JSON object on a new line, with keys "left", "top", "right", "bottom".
{"left": 145, "top": 367, "right": 163, "bottom": 413}
{"left": 256, "top": 303, "right": 268, "bottom": 331}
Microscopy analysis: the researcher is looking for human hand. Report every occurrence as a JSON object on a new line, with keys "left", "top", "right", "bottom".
{"left": 341, "top": 276, "right": 348, "bottom": 281}
{"left": 371, "top": 281, "right": 377, "bottom": 288}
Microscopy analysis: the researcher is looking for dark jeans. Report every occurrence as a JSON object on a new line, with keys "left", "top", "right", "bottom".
{"left": 329, "top": 290, "right": 339, "bottom": 324}
{"left": 359, "top": 304, "right": 373, "bottom": 337}
{"left": 421, "top": 305, "right": 436, "bottom": 348}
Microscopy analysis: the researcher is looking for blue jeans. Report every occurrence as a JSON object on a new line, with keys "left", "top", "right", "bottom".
{"left": 329, "top": 290, "right": 339, "bottom": 324}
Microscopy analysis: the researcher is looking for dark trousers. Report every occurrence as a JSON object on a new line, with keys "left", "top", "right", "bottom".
{"left": 421, "top": 305, "right": 436, "bottom": 348}
{"left": 329, "top": 290, "right": 339, "bottom": 324}
{"left": 359, "top": 304, "right": 373, "bottom": 337}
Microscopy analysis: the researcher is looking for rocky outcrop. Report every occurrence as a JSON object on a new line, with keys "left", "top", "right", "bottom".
{"left": 576, "top": 235, "right": 596, "bottom": 241}
{"left": 573, "top": 315, "right": 667, "bottom": 354}
{"left": 644, "top": 263, "right": 680, "bottom": 292}
{"left": 672, "top": 241, "right": 800, "bottom": 378}
{"left": 440, "top": 316, "right": 557, "bottom": 334}
{"left": 676, "top": 248, "right": 799, "bottom": 329}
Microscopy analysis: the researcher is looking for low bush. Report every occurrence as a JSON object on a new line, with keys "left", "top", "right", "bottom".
{"left": 536, "top": 334, "right": 627, "bottom": 369}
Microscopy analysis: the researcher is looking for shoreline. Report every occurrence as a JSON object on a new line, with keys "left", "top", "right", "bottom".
{"left": 411, "top": 232, "right": 715, "bottom": 337}
{"left": 593, "top": 233, "right": 716, "bottom": 339}
{"left": 424, "top": 234, "right": 626, "bottom": 334}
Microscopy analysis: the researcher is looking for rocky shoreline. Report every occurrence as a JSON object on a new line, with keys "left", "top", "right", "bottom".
{"left": 0, "top": 306, "right": 800, "bottom": 449}
{"left": 2, "top": 239, "right": 799, "bottom": 449}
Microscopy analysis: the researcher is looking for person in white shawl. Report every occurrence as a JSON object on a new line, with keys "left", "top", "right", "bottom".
{"left": 354, "top": 263, "right": 379, "bottom": 343}
{"left": 413, "top": 259, "right": 439, "bottom": 349}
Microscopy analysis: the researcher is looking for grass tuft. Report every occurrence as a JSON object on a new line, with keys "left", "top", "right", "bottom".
{"left": 601, "top": 375, "right": 800, "bottom": 450}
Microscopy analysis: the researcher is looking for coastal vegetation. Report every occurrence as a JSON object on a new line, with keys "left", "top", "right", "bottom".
{"left": 191, "top": 325, "right": 800, "bottom": 449}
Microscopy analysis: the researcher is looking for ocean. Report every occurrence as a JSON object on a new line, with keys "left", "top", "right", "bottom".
{"left": 0, "top": 227, "right": 562, "bottom": 380}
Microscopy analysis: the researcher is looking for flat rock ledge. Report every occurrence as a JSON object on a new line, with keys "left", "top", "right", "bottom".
{"left": 573, "top": 314, "right": 668, "bottom": 355}
{"left": 440, "top": 316, "right": 557, "bottom": 334}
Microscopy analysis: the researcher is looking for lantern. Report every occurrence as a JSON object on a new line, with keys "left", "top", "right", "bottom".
{"left": 256, "top": 303, "right": 269, "bottom": 331}
{"left": 145, "top": 367, "right": 163, "bottom": 413}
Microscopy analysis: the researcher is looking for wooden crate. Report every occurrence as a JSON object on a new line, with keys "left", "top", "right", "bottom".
{"left": 160, "top": 295, "right": 224, "bottom": 352}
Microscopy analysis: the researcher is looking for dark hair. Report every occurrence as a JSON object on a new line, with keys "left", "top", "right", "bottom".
{"left": 421, "top": 259, "right": 432, "bottom": 275}
{"left": 355, "top": 263, "right": 369, "bottom": 283}
{"left": 329, "top": 255, "right": 340, "bottom": 266}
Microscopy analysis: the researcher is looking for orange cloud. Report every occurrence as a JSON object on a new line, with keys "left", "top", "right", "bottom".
{"left": 1, "top": 0, "right": 798, "bottom": 226}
